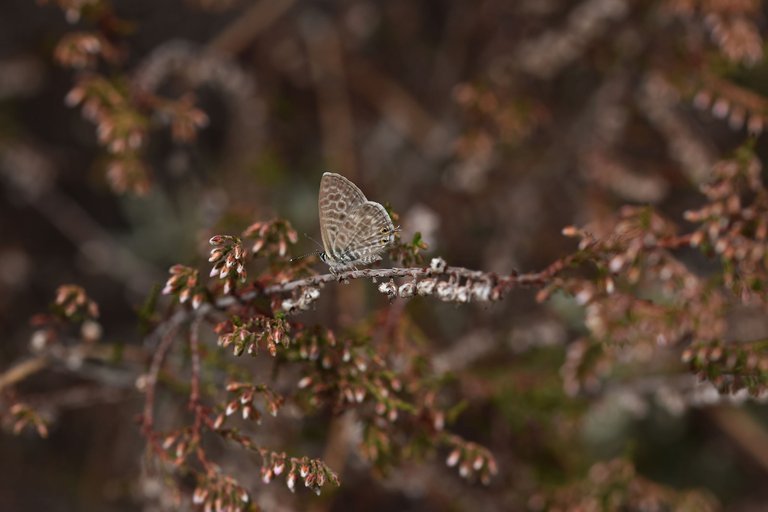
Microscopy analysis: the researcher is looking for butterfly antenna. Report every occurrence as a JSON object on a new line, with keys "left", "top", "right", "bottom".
{"left": 290, "top": 250, "right": 321, "bottom": 262}
{"left": 303, "top": 233, "right": 325, "bottom": 251}
{"left": 290, "top": 233, "right": 325, "bottom": 262}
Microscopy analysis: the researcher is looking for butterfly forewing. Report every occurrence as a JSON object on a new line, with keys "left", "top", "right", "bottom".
{"left": 317, "top": 172, "right": 397, "bottom": 272}
{"left": 318, "top": 173, "right": 367, "bottom": 259}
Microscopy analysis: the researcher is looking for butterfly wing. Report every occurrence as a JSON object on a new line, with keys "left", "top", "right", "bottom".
{"left": 319, "top": 172, "right": 367, "bottom": 261}
{"left": 336, "top": 201, "right": 396, "bottom": 262}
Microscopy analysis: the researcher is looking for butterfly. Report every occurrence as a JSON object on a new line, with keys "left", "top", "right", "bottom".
{"left": 317, "top": 172, "right": 399, "bottom": 274}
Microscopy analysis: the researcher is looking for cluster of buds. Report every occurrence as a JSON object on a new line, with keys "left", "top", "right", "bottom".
{"left": 160, "top": 429, "right": 194, "bottom": 466}
{"left": 104, "top": 155, "right": 151, "bottom": 195}
{"left": 444, "top": 438, "right": 498, "bottom": 485}
{"left": 685, "top": 156, "right": 768, "bottom": 301}
{"left": 65, "top": 75, "right": 151, "bottom": 194}
{"left": 560, "top": 337, "right": 611, "bottom": 396}
{"left": 563, "top": 205, "right": 678, "bottom": 265}
{"left": 693, "top": 85, "right": 764, "bottom": 135}
{"left": 28, "top": 285, "right": 101, "bottom": 350}
{"left": 579, "top": 286, "right": 716, "bottom": 348}
{"left": 216, "top": 431, "right": 339, "bottom": 497}
{"left": 162, "top": 265, "right": 203, "bottom": 309}
{"left": 378, "top": 276, "right": 498, "bottom": 303}
{"left": 208, "top": 235, "right": 247, "bottom": 294}
{"left": 242, "top": 219, "right": 298, "bottom": 259}
{"left": 283, "top": 457, "right": 339, "bottom": 496}
{"left": 292, "top": 330, "right": 417, "bottom": 424}
{"left": 54, "top": 284, "right": 99, "bottom": 321}
{"left": 377, "top": 257, "right": 499, "bottom": 302}
{"left": 191, "top": 473, "right": 252, "bottom": 512}
{"left": 214, "top": 315, "right": 289, "bottom": 357}
{"left": 704, "top": 10, "right": 763, "bottom": 67}
{"left": 65, "top": 75, "right": 147, "bottom": 154}
{"left": 280, "top": 287, "right": 320, "bottom": 313}
{"left": 547, "top": 458, "right": 718, "bottom": 511}
{"left": 53, "top": 32, "right": 119, "bottom": 69}
{"left": 360, "top": 423, "right": 393, "bottom": 463}
{"left": 213, "top": 382, "right": 284, "bottom": 428}
{"left": 2, "top": 402, "right": 49, "bottom": 438}
{"left": 550, "top": 207, "right": 724, "bottom": 395}
{"left": 683, "top": 341, "right": 768, "bottom": 396}
{"left": 384, "top": 257, "right": 502, "bottom": 302}
{"left": 151, "top": 93, "right": 209, "bottom": 143}
{"left": 256, "top": 450, "right": 287, "bottom": 485}
{"left": 292, "top": 328, "right": 336, "bottom": 366}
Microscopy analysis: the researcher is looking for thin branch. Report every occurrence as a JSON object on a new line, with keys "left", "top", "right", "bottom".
{"left": 205, "top": 0, "right": 297, "bottom": 56}
{"left": 142, "top": 323, "right": 181, "bottom": 433}
{"left": 0, "top": 356, "right": 48, "bottom": 392}
{"left": 189, "top": 316, "right": 203, "bottom": 407}
{"left": 708, "top": 407, "right": 768, "bottom": 475}
{"left": 259, "top": 265, "right": 539, "bottom": 296}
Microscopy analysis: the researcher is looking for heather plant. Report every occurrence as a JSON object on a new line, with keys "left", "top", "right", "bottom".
{"left": 2, "top": 1, "right": 768, "bottom": 511}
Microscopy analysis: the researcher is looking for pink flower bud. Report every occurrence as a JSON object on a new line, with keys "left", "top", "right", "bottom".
{"left": 446, "top": 449, "right": 461, "bottom": 467}
{"left": 287, "top": 471, "right": 296, "bottom": 492}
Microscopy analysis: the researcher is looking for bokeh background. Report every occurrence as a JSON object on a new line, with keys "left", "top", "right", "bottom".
{"left": 2, "top": 0, "right": 768, "bottom": 510}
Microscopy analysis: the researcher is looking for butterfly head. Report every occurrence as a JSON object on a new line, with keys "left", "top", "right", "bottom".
{"left": 378, "top": 225, "right": 401, "bottom": 246}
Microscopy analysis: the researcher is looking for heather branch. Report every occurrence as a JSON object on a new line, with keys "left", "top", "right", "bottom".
{"left": 254, "top": 235, "right": 690, "bottom": 301}
{"left": 142, "top": 322, "right": 181, "bottom": 434}
{"left": 260, "top": 265, "right": 535, "bottom": 296}
{"left": 189, "top": 316, "right": 202, "bottom": 406}
{"left": 0, "top": 356, "right": 48, "bottom": 392}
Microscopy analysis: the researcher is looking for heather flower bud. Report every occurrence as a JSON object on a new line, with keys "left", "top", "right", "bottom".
{"left": 416, "top": 278, "right": 437, "bottom": 295}
{"left": 378, "top": 280, "right": 397, "bottom": 298}
{"left": 192, "top": 487, "right": 207, "bottom": 505}
{"left": 287, "top": 471, "right": 296, "bottom": 492}
{"left": 436, "top": 281, "right": 455, "bottom": 301}
{"left": 208, "top": 249, "right": 223, "bottom": 262}
{"left": 561, "top": 225, "right": 579, "bottom": 237}
{"left": 225, "top": 400, "right": 239, "bottom": 416}
{"left": 471, "top": 282, "right": 492, "bottom": 301}
{"left": 430, "top": 257, "right": 447, "bottom": 273}
{"left": 433, "top": 412, "right": 445, "bottom": 431}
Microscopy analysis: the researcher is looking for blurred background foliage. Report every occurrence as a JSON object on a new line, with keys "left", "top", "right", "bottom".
{"left": 2, "top": 0, "right": 768, "bottom": 510}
